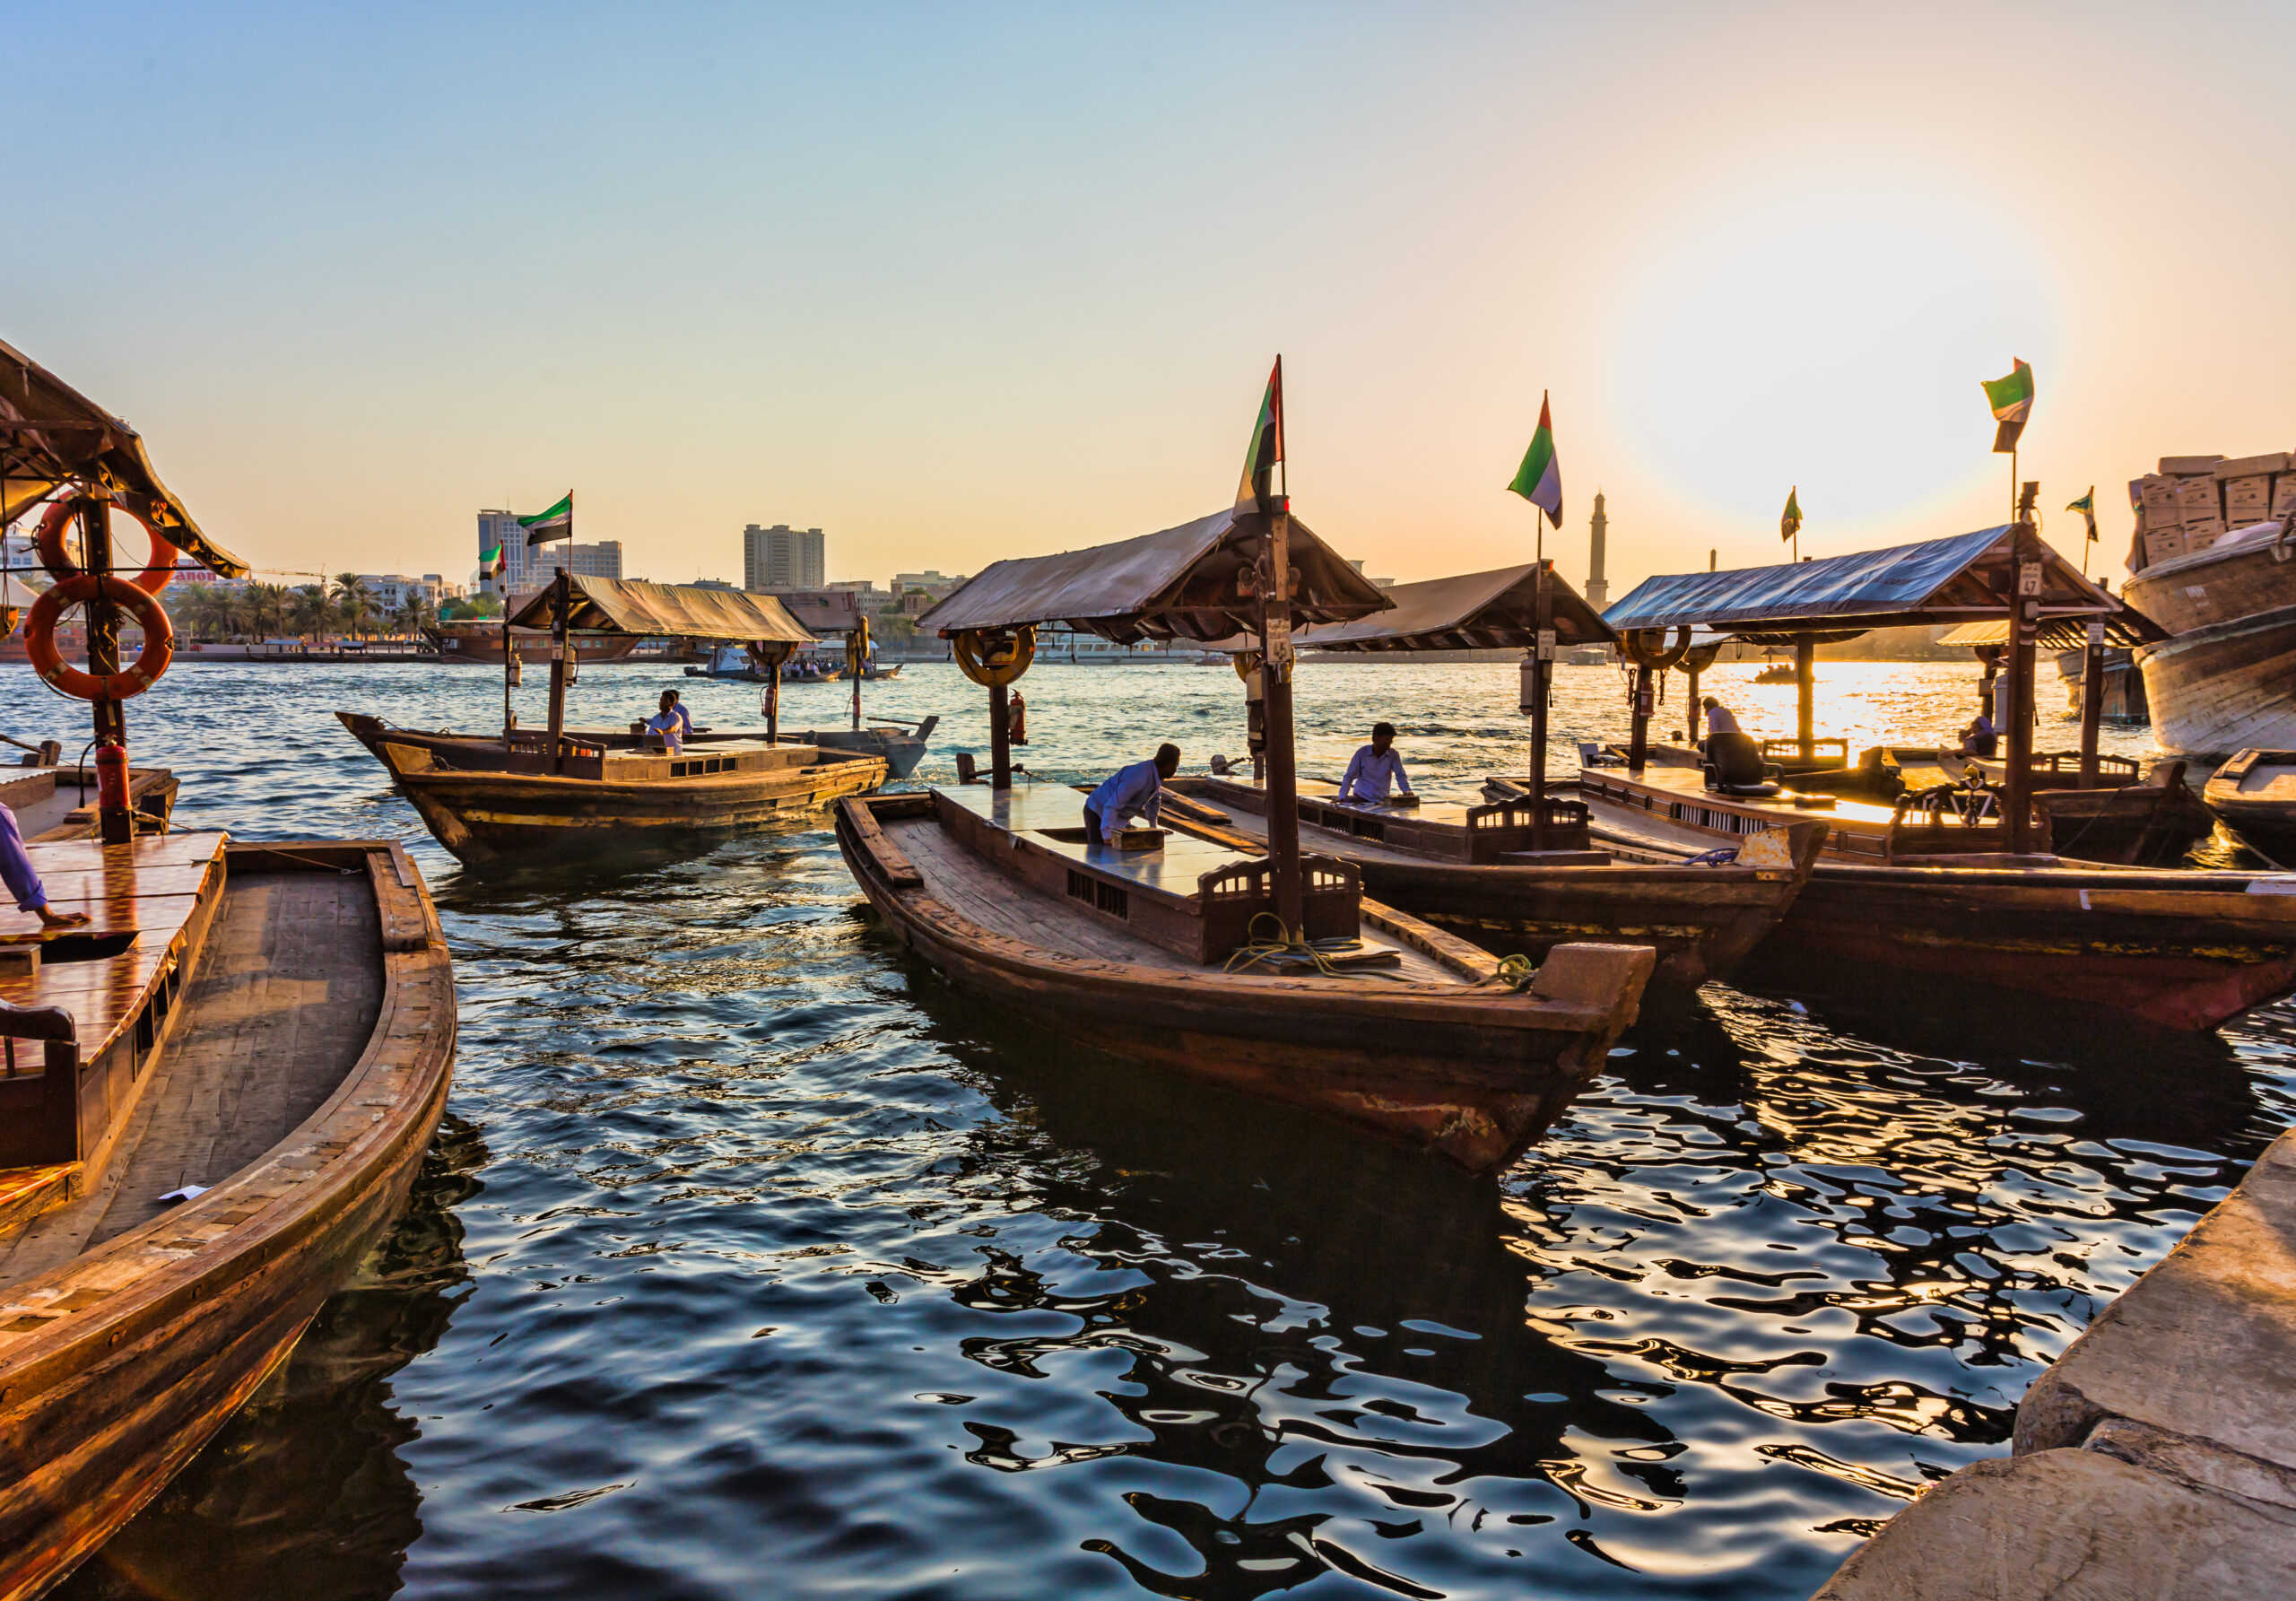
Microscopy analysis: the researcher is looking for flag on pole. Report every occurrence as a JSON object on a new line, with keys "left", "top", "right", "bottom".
{"left": 1983, "top": 360, "right": 2033, "bottom": 454}
{"left": 519, "top": 492, "right": 574, "bottom": 545}
{"left": 2068, "top": 486, "right": 2098, "bottom": 543}
{"left": 1234, "top": 359, "right": 1284, "bottom": 514}
{"left": 481, "top": 538, "right": 506, "bottom": 580}
{"left": 1507, "top": 393, "right": 1562, "bottom": 525}
{"left": 1780, "top": 486, "right": 1803, "bottom": 543}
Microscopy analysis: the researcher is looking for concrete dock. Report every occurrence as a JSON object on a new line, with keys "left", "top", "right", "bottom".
{"left": 1815, "top": 1127, "right": 2296, "bottom": 1597}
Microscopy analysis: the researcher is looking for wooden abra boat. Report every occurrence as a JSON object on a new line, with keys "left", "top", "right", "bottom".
{"left": 1169, "top": 774, "right": 1824, "bottom": 991}
{"left": 0, "top": 831, "right": 457, "bottom": 1597}
{"left": 2123, "top": 521, "right": 2296, "bottom": 758}
{"left": 2205, "top": 750, "right": 2296, "bottom": 867}
{"left": 341, "top": 571, "right": 889, "bottom": 863}
{"left": 842, "top": 784, "right": 1650, "bottom": 1170}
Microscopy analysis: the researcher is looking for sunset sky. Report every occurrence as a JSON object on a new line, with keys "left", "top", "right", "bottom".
{"left": 7, "top": 2, "right": 2293, "bottom": 597}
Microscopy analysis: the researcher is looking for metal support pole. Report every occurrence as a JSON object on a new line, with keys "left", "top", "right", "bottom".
{"left": 2079, "top": 623, "right": 2104, "bottom": 787}
{"left": 1261, "top": 505, "right": 1304, "bottom": 939}
{"left": 81, "top": 500, "right": 130, "bottom": 844}
{"left": 1628, "top": 662, "right": 1653, "bottom": 772}
{"left": 766, "top": 660, "right": 780, "bottom": 745}
{"left": 989, "top": 682, "right": 1012, "bottom": 790}
{"left": 1529, "top": 560, "right": 1552, "bottom": 848}
{"left": 1795, "top": 634, "right": 1815, "bottom": 761}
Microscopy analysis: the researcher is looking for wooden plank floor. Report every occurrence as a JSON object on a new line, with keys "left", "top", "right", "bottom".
{"left": 886, "top": 816, "right": 1456, "bottom": 984}
{"left": 1170, "top": 796, "right": 1439, "bottom": 868}
{"left": 0, "top": 872, "right": 383, "bottom": 1289}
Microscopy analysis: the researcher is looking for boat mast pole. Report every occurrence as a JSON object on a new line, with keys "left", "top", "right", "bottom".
{"left": 1529, "top": 554, "right": 1551, "bottom": 848}
{"left": 2005, "top": 483, "right": 2040, "bottom": 853}
{"left": 545, "top": 566, "right": 570, "bottom": 772}
{"left": 81, "top": 499, "right": 131, "bottom": 845}
{"left": 1259, "top": 499, "right": 1305, "bottom": 938}
{"left": 2079, "top": 619, "right": 2104, "bottom": 787}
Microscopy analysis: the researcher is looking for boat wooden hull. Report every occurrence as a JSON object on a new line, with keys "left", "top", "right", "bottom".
{"left": 2205, "top": 752, "right": 2296, "bottom": 868}
{"left": 0, "top": 841, "right": 457, "bottom": 1599}
{"left": 337, "top": 710, "right": 927, "bottom": 785}
{"left": 2125, "top": 536, "right": 2296, "bottom": 758}
{"left": 430, "top": 622, "right": 640, "bottom": 666}
{"left": 838, "top": 795, "right": 1654, "bottom": 1170}
{"left": 2029, "top": 776, "right": 2215, "bottom": 867}
{"left": 374, "top": 741, "right": 887, "bottom": 864}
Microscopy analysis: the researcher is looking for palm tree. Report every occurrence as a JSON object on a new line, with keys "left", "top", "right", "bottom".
{"left": 395, "top": 592, "right": 437, "bottom": 639}
{"left": 329, "top": 573, "right": 376, "bottom": 640}
{"left": 249, "top": 582, "right": 288, "bottom": 640}
{"left": 287, "top": 585, "right": 332, "bottom": 640}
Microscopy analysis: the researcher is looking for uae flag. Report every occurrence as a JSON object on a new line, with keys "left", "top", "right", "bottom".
{"left": 1234, "top": 358, "right": 1284, "bottom": 514}
{"left": 480, "top": 538, "right": 506, "bottom": 579}
{"left": 1779, "top": 486, "right": 1803, "bottom": 543}
{"left": 1983, "top": 360, "right": 2033, "bottom": 454}
{"left": 520, "top": 492, "right": 574, "bottom": 545}
{"left": 1507, "top": 393, "right": 1561, "bottom": 524}
{"left": 2068, "top": 486, "right": 2098, "bottom": 543}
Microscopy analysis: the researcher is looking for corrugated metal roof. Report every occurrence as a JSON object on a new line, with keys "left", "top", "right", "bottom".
{"left": 1602, "top": 526, "right": 2135, "bottom": 636}
{"left": 0, "top": 335, "right": 250, "bottom": 579}
{"left": 918, "top": 507, "right": 1390, "bottom": 644}
{"left": 506, "top": 575, "right": 815, "bottom": 642}
{"left": 1300, "top": 563, "right": 1619, "bottom": 651}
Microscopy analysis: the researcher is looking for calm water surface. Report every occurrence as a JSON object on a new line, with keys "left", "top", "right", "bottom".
{"left": 41, "top": 657, "right": 2294, "bottom": 1601}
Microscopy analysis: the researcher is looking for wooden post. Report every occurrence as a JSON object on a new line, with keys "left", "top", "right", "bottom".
{"left": 2079, "top": 620, "right": 2105, "bottom": 787}
{"left": 2005, "top": 483, "right": 2040, "bottom": 854}
{"left": 1684, "top": 659, "right": 1701, "bottom": 740}
{"left": 80, "top": 500, "right": 130, "bottom": 844}
{"left": 545, "top": 566, "right": 570, "bottom": 771}
{"left": 1261, "top": 504, "right": 1305, "bottom": 939}
{"left": 1794, "top": 633, "right": 1815, "bottom": 761}
{"left": 1628, "top": 661, "right": 1653, "bottom": 772}
{"left": 989, "top": 682, "right": 1012, "bottom": 789}
{"left": 501, "top": 597, "right": 515, "bottom": 740}
{"left": 766, "top": 658, "right": 780, "bottom": 745}
{"left": 850, "top": 633, "right": 863, "bottom": 732}
{"left": 1529, "top": 559, "right": 1552, "bottom": 848}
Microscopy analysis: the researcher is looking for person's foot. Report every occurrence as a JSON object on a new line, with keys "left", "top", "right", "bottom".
{"left": 36, "top": 908, "right": 89, "bottom": 929}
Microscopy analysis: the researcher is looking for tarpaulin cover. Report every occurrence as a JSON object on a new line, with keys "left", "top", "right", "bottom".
{"left": 1938, "top": 610, "right": 2168, "bottom": 649}
{"left": 918, "top": 507, "right": 1390, "bottom": 644}
{"left": 0, "top": 335, "right": 250, "bottom": 579}
{"left": 1603, "top": 526, "right": 2130, "bottom": 637}
{"left": 1300, "top": 563, "right": 1618, "bottom": 652}
{"left": 507, "top": 575, "right": 815, "bottom": 643}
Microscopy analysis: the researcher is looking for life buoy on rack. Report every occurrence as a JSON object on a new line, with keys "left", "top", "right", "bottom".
{"left": 24, "top": 575, "right": 176, "bottom": 700}
{"left": 34, "top": 497, "right": 180, "bottom": 596}
{"left": 952, "top": 625, "right": 1035, "bottom": 688}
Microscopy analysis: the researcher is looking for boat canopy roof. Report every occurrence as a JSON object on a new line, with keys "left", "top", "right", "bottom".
{"left": 1602, "top": 526, "right": 2154, "bottom": 641}
{"left": 1937, "top": 611, "right": 2165, "bottom": 650}
{"left": 0, "top": 335, "right": 250, "bottom": 579}
{"left": 1298, "top": 562, "right": 1619, "bottom": 652}
{"left": 507, "top": 574, "right": 816, "bottom": 642}
{"left": 918, "top": 507, "right": 1391, "bottom": 644}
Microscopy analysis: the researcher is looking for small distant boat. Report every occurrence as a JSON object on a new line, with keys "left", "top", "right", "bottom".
{"left": 2205, "top": 750, "right": 2296, "bottom": 866}
{"left": 432, "top": 620, "right": 639, "bottom": 666}
{"left": 1752, "top": 662, "right": 1796, "bottom": 683}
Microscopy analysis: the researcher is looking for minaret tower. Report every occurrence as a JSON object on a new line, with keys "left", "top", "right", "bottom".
{"left": 1585, "top": 492, "right": 1609, "bottom": 611}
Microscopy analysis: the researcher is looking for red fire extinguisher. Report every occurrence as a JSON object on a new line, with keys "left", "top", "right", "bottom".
{"left": 94, "top": 739, "right": 130, "bottom": 814}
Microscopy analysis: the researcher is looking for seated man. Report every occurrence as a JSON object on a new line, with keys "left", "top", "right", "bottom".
{"left": 1335, "top": 722, "right": 1414, "bottom": 804}
{"left": 1700, "top": 696, "right": 1741, "bottom": 745}
{"left": 1955, "top": 710, "right": 1999, "bottom": 759}
{"left": 1084, "top": 743, "right": 1179, "bottom": 847}
{"left": 0, "top": 803, "right": 88, "bottom": 930}
{"left": 643, "top": 690, "right": 691, "bottom": 753}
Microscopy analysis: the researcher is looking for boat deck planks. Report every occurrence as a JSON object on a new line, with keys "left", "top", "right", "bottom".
{"left": 0, "top": 872, "right": 383, "bottom": 1287}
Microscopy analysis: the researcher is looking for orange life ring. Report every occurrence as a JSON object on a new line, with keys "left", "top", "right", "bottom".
{"left": 34, "top": 498, "right": 179, "bottom": 596}
{"left": 24, "top": 575, "right": 175, "bottom": 700}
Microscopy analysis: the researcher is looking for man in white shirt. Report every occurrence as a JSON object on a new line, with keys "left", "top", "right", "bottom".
{"left": 1335, "top": 723, "right": 1413, "bottom": 804}
{"left": 1700, "top": 697, "right": 1741, "bottom": 741}
{"left": 644, "top": 690, "right": 691, "bottom": 753}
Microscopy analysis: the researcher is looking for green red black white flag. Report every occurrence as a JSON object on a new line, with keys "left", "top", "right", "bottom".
{"left": 1983, "top": 360, "right": 2033, "bottom": 454}
{"left": 520, "top": 492, "right": 574, "bottom": 545}
{"left": 1507, "top": 393, "right": 1561, "bottom": 526}
{"left": 1235, "top": 359, "right": 1284, "bottom": 515}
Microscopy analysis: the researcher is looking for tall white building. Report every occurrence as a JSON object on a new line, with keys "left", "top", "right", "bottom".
{"left": 744, "top": 525, "right": 825, "bottom": 590}
{"left": 562, "top": 541, "right": 622, "bottom": 580}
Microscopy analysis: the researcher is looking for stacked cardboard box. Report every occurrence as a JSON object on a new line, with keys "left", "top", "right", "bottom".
{"left": 2128, "top": 450, "right": 2293, "bottom": 570}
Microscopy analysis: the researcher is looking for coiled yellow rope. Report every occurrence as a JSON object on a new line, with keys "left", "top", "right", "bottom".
{"left": 1222, "top": 910, "right": 1399, "bottom": 979}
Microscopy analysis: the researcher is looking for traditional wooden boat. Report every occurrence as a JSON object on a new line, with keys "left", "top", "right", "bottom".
{"left": 0, "top": 832, "right": 457, "bottom": 1597}
{"left": 855, "top": 482, "right": 1656, "bottom": 1169}
{"left": 339, "top": 572, "right": 889, "bottom": 863}
{"left": 430, "top": 618, "right": 639, "bottom": 666}
{"left": 1163, "top": 774, "right": 1823, "bottom": 989}
{"left": 2123, "top": 520, "right": 2296, "bottom": 758}
{"left": 0, "top": 761, "right": 178, "bottom": 843}
{"left": 2205, "top": 750, "right": 2296, "bottom": 867}
{"left": 337, "top": 710, "right": 933, "bottom": 783}
{"left": 844, "top": 784, "right": 1648, "bottom": 1170}
{"left": 1939, "top": 750, "right": 2213, "bottom": 866}
{"left": 1, "top": 335, "right": 460, "bottom": 1593}
{"left": 1186, "top": 561, "right": 1828, "bottom": 989}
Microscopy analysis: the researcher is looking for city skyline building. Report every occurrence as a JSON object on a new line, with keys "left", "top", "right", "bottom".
{"left": 744, "top": 524, "right": 825, "bottom": 591}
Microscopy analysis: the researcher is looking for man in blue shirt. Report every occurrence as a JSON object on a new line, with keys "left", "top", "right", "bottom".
{"left": 1335, "top": 722, "right": 1414, "bottom": 805}
{"left": 1084, "top": 743, "right": 1179, "bottom": 846}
